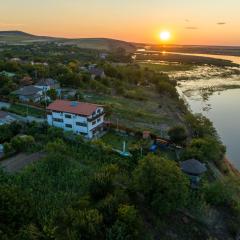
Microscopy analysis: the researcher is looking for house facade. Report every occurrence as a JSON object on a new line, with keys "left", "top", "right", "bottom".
{"left": 47, "top": 100, "right": 105, "bottom": 139}
{"left": 14, "top": 85, "right": 45, "bottom": 102}
{"left": 0, "top": 111, "right": 16, "bottom": 126}
{"left": 35, "top": 78, "right": 60, "bottom": 92}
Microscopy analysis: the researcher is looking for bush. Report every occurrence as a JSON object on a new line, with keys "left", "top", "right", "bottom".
{"left": 156, "top": 81, "right": 177, "bottom": 97}
{"left": 89, "top": 164, "right": 119, "bottom": 200}
{"left": 204, "top": 177, "right": 240, "bottom": 210}
{"left": 183, "top": 137, "right": 226, "bottom": 164}
{"left": 133, "top": 154, "right": 189, "bottom": 215}
{"left": 3, "top": 142, "right": 13, "bottom": 154}
{"left": 106, "top": 205, "right": 143, "bottom": 240}
{"left": 0, "top": 185, "right": 36, "bottom": 238}
{"left": 53, "top": 208, "right": 103, "bottom": 240}
{"left": 168, "top": 125, "right": 187, "bottom": 144}
{"left": 10, "top": 135, "right": 35, "bottom": 153}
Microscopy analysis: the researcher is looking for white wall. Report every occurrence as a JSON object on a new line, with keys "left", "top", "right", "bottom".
{"left": 47, "top": 110, "right": 104, "bottom": 139}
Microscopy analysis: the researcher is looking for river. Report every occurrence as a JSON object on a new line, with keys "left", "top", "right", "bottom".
{"left": 172, "top": 52, "right": 240, "bottom": 169}
{"left": 137, "top": 49, "right": 240, "bottom": 168}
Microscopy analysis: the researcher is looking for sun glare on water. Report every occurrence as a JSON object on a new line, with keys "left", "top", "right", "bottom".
{"left": 160, "top": 31, "right": 171, "bottom": 41}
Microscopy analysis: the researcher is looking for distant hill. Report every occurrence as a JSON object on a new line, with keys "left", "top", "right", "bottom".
{"left": 0, "top": 31, "right": 35, "bottom": 37}
{"left": 0, "top": 30, "right": 136, "bottom": 52}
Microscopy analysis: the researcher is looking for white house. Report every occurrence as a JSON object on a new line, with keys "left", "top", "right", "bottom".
{"left": 35, "top": 78, "right": 60, "bottom": 92}
{"left": 47, "top": 100, "right": 105, "bottom": 139}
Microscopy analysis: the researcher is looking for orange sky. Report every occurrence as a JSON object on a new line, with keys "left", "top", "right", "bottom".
{"left": 0, "top": 0, "right": 240, "bottom": 46}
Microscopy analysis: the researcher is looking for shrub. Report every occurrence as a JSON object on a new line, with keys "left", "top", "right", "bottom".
{"left": 183, "top": 137, "right": 226, "bottom": 164}
{"left": 106, "top": 205, "right": 143, "bottom": 240}
{"left": 133, "top": 154, "right": 189, "bottom": 215}
{"left": 168, "top": 125, "right": 188, "bottom": 144}
{"left": 11, "top": 135, "right": 35, "bottom": 153}
{"left": 3, "top": 142, "right": 13, "bottom": 154}
{"left": 89, "top": 164, "right": 119, "bottom": 200}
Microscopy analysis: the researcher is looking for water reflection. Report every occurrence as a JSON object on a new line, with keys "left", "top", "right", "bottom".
{"left": 185, "top": 89, "right": 240, "bottom": 169}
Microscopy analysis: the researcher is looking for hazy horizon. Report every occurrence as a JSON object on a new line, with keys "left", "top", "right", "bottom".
{"left": 1, "top": 0, "right": 240, "bottom": 46}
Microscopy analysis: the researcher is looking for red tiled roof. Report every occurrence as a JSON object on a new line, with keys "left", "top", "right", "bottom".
{"left": 47, "top": 100, "right": 101, "bottom": 116}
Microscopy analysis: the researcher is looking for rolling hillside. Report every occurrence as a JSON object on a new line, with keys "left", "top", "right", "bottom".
{"left": 0, "top": 31, "right": 136, "bottom": 52}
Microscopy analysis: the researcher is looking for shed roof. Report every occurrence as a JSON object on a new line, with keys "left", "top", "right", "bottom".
{"left": 36, "top": 78, "right": 58, "bottom": 87}
{"left": 14, "top": 85, "right": 42, "bottom": 96}
{"left": 180, "top": 159, "right": 207, "bottom": 175}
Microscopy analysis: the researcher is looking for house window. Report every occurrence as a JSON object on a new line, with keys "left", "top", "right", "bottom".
{"left": 65, "top": 114, "right": 72, "bottom": 119}
{"left": 97, "top": 109, "right": 101, "bottom": 114}
{"left": 76, "top": 122, "right": 87, "bottom": 127}
{"left": 65, "top": 124, "right": 72, "bottom": 128}
{"left": 92, "top": 121, "right": 96, "bottom": 125}
{"left": 97, "top": 118, "right": 101, "bottom": 123}
{"left": 53, "top": 118, "right": 63, "bottom": 123}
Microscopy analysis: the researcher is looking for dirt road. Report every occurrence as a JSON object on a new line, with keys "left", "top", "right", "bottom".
{"left": 0, "top": 152, "right": 46, "bottom": 173}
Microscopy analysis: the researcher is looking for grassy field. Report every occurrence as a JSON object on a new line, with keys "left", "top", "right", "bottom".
{"left": 101, "top": 131, "right": 139, "bottom": 150}
{"left": 8, "top": 103, "right": 45, "bottom": 118}
{"left": 84, "top": 87, "right": 184, "bottom": 135}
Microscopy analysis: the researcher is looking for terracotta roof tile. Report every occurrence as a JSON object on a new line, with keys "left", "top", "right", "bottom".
{"left": 47, "top": 100, "right": 101, "bottom": 116}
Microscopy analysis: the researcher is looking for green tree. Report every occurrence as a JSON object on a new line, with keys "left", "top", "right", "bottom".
{"left": 183, "top": 137, "right": 226, "bottom": 164}
{"left": 3, "top": 142, "right": 13, "bottom": 154}
{"left": 53, "top": 208, "right": 103, "bottom": 240}
{"left": 185, "top": 113, "right": 218, "bottom": 138}
{"left": 106, "top": 205, "right": 143, "bottom": 240}
{"left": 89, "top": 164, "right": 119, "bottom": 200}
{"left": 0, "top": 185, "right": 36, "bottom": 238}
{"left": 47, "top": 88, "right": 57, "bottom": 100}
{"left": 11, "top": 135, "right": 35, "bottom": 152}
{"left": 133, "top": 155, "right": 189, "bottom": 215}
{"left": 168, "top": 125, "right": 188, "bottom": 144}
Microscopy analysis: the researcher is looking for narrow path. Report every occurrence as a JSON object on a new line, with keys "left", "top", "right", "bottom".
{"left": 0, "top": 152, "right": 46, "bottom": 173}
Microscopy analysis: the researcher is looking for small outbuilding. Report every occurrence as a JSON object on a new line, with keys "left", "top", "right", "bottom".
{"left": 180, "top": 159, "right": 207, "bottom": 187}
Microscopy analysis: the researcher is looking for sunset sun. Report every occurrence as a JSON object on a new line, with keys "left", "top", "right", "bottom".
{"left": 160, "top": 31, "right": 171, "bottom": 41}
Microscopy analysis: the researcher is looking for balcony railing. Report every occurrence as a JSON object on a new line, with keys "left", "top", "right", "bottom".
{"left": 87, "top": 112, "right": 105, "bottom": 122}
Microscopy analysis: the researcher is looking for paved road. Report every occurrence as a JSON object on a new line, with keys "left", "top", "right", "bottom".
{"left": 0, "top": 152, "right": 46, "bottom": 173}
{"left": 0, "top": 101, "right": 46, "bottom": 123}
{"left": 8, "top": 112, "right": 46, "bottom": 123}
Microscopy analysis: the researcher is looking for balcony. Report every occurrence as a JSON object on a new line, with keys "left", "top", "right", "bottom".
{"left": 87, "top": 111, "right": 105, "bottom": 122}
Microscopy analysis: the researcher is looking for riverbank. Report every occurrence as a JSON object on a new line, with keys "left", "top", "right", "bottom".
{"left": 224, "top": 157, "right": 240, "bottom": 177}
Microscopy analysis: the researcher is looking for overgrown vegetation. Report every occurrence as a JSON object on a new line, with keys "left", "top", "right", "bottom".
{"left": 0, "top": 122, "right": 239, "bottom": 239}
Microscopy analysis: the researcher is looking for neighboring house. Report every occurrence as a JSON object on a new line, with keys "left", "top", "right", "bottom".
{"left": 10, "top": 57, "right": 21, "bottom": 62}
{"left": 14, "top": 85, "right": 44, "bottom": 102}
{"left": 0, "top": 71, "right": 16, "bottom": 78}
{"left": 20, "top": 76, "right": 34, "bottom": 86}
{"left": 99, "top": 53, "right": 109, "bottom": 60}
{"left": 47, "top": 100, "right": 105, "bottom": 139}
{"left": 89, "top": 67, "right": 105, "bottom": 80}
{"left": 61, "top": 88, "right": 77, "bottom": 99}
{"left": 35, "top": 78, "right": 60, "bottom": 92}
{"left": 0, "top": 111, "right": 16, "bottom": 125}
{"left": 31, "top": 61, "right": 48, "bottom": 66}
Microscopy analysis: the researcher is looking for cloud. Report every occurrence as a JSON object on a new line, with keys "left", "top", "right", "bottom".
{"left": 185, "top": 26, "right": 199, "bottom": 30}
{"left": 217, "top": 22, "right": 226, "bottom": 25}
